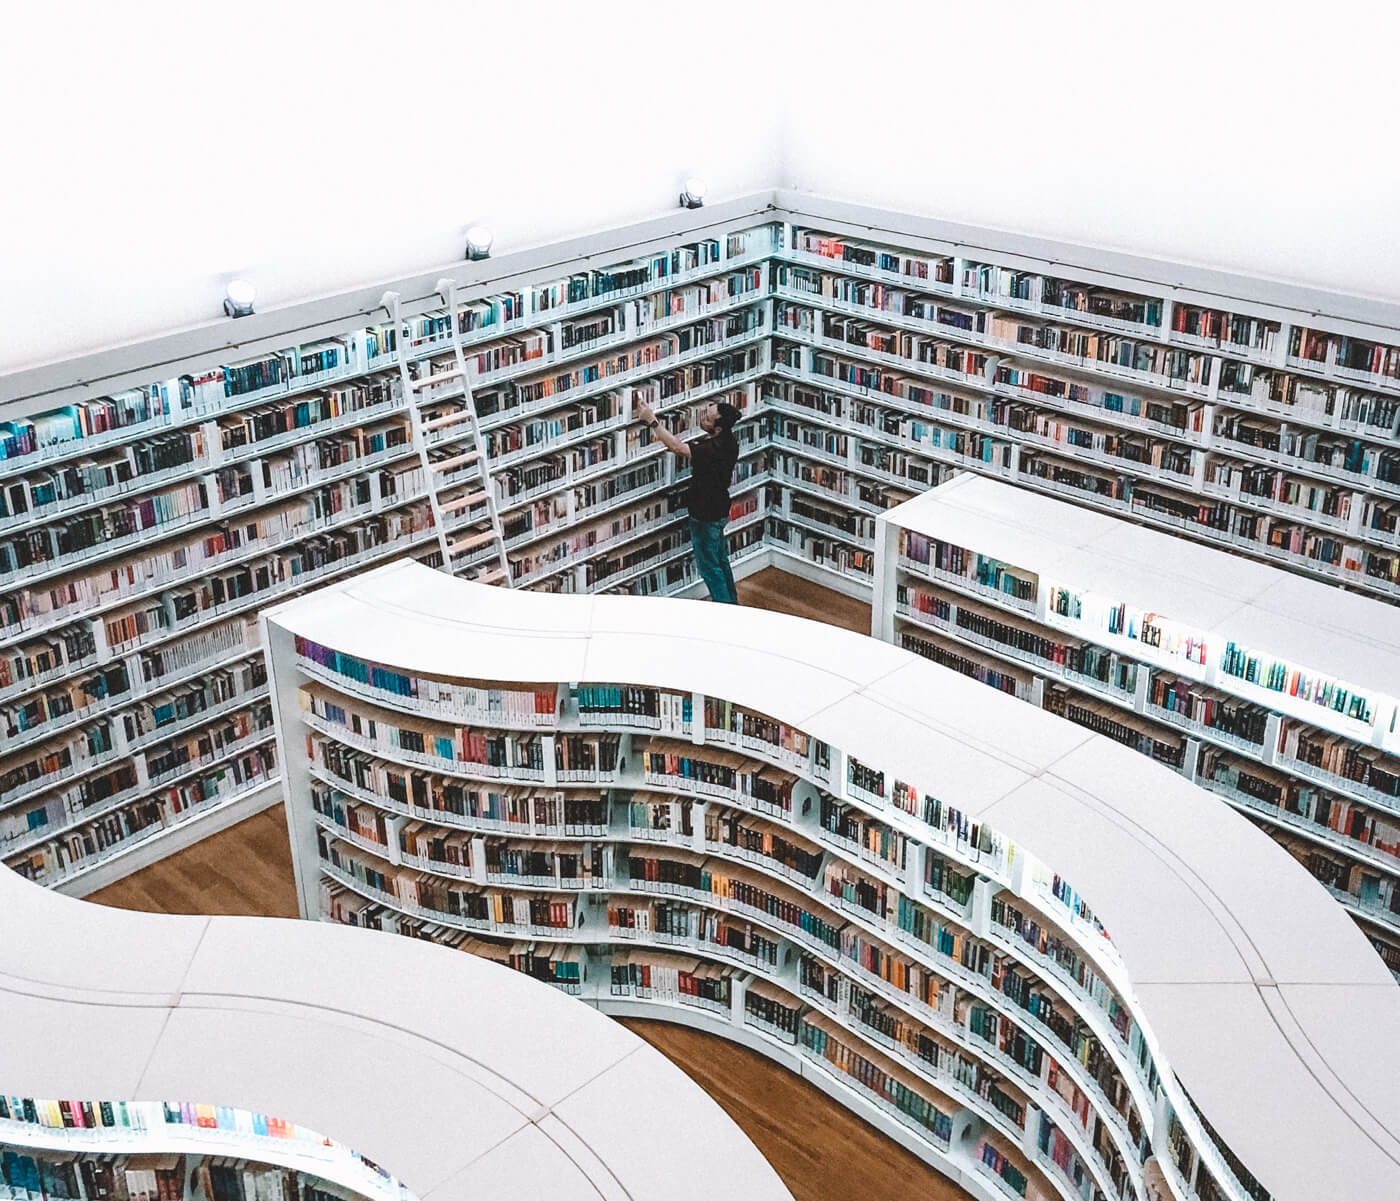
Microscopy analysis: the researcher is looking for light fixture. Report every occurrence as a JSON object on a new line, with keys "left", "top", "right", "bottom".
{"left": 223, "top": 279, "right": 256, "bottom": 319}
{"left": 464, "top": 225, "right": 493, "bottom": 261}
{"left": 679, "top": 177, "right": 707, "bottom": 210}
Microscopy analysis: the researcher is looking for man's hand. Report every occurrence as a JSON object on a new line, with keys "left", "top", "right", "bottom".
{"left": 635, "top": 396, "right": 690, "bottom": 459}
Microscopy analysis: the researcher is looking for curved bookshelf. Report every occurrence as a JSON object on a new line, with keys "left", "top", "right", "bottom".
{"left": 870, "top": 473, "right": 1400, "bottom": 973}
{"left": 261, "top": 560, "right": 1400, "bottom": 1201}
{"left": 0, "top": 846, "right": 793, "bottom": 1200}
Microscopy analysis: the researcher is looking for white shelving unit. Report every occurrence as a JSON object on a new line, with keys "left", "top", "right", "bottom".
{"left": 0, "top": 1096, "right": 412, "bottom": 1201}
{"left": 0, "top": 839, "right": 792, "bottom": 1201}
{"left": 0, "top": 205, "right": 781, "bottom": 893}
{"left": 870, "top": 473, "right": 1400, "bottom": 973}
{"left": 5, "top": 189, "right": 1400, "bottom": 894}
{"left": 262, "top": 561, "right": 1400, "bottom": 1201}
{"left": 759, "top": 202, "right": 1400, "bottom": 607}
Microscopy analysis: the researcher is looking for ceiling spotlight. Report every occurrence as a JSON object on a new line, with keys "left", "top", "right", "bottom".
{"left": 679, "top": 177, "right": 707, "bottom": 210}
{"left": 464, "top": 225, "right": 494, "bottom": 261}
{"left": 223, "top": 279, "right": 256, "bottom": 319}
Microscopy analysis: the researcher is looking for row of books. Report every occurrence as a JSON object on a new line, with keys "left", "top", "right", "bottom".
{"left": 575, "top": 684, "right": 692, "bottom": 731}
{"left": 1278, "top": 723, "right": 1400, "bottom": 802}
{"left": 1, "top": 662, "right": 129, "bottom": 739}
{"left": 314, "top": 735, "right": 603, "bottom": 823}
{"left": 1200, "top": 748, "right": 1400, "bottom": 865}
{"left": 1205, "top": 460, "right": 1355, "bottom": 521}
{"left": 608, "top": 950, "right": 732, "bottom": 1006}
{"left": 311, "top": 770, "right": 1024, "bottom": 995}
{"left": 1219, "top": 642, "right": 1374, "bottom": 723}
{"left": 819, "top": 795, "right": 908, "bottom": 872}
{"left": 2, "top": 1143, "right": 393, "bottom": 1201}
{"left": 791, "top": 228, "right": 1400, "bottom": 436}
{"left": 0, "top": 480, "right": 214, "bottom": 579}
{"left": 782, "top": 269, "right": 1213, "bottom": 393}
{"left": 0, "top": 430, "right": 207, "bottom": 522}
{"left": 528, "top": 234, "right": 754, "bottom": 314}
{"left": 0, "top": 623, "right": 97, "bottom": 694}
{"left": 1291, "top": 326, "right": 1400, "bottom": 382}
{"left": 900, "top": 531, "right": 1038, "bottom": 604}
{"left": 293, "top": 638, "right": 555, "bottom": 724}
{"left": 709, "top": 810, "right": 824, "bottom": 880}
{"left": 322, "top": 837, "right": 576, "bottom": 930}
{"left": 793, "top": 325, "right": 1211, "bottom": 475}
{"left": 299, "top": 689, "right": 546, "bottom": 774}
{"left": 1172, "top": 304, "right": 1279, "bottom": 353}
{"left": 316, "top": 749, "right": 1009, "bottom": 993}
{"left": 6, "top": 743, "right": 276, "bottom": 885}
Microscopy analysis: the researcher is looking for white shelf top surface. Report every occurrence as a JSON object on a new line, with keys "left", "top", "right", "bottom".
{"left": 886, "top": 473, "right": 1400, "bottom": 700}
{"left": 0, "top": 865, "right": 793, "bottom": 1201}
{"left": 261, "top": 559, "right": 1400, "bottom": 1201}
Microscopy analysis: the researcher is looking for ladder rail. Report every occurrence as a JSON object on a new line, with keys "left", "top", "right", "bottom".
{"left": 440, "top": 280, "right": 512, "bottom": 582}
{"left": 382, "top": 284, "right": 512, "bottom": 585}
{"left": 382, "top": 290, "right": 455, "bottom": 569}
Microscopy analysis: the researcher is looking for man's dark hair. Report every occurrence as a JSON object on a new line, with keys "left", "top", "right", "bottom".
{"left": 715, "top": 402, "right": 741, "bottom": 433}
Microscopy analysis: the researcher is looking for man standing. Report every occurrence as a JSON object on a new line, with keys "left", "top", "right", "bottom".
{"left": 634, "top": 397, "right": 742, "bottom": 604}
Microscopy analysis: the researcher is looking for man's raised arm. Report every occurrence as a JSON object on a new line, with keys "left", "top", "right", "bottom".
{"left": 635, "top": 398, "right": 691, "bottom": 459}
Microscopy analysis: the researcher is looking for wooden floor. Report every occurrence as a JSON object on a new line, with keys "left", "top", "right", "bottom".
{"left": 736, "top": 564, "right": 873, "bottom": 635}
{"left": 619, "top": 1019, "right": 969, "bottom": 1201}
{"left": 88, "top": 569, "right": 969, "bottom": 1201}
{"left": 89, "top": 806, "right": 300, "bottom": 918}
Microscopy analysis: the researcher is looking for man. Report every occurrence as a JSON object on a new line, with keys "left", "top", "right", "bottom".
{"left": 634, "top": 396, "right": 742, "bottom": 604}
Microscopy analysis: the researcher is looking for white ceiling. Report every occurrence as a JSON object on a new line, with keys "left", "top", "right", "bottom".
{"left": 3, "top": 0, "right": 1397, "bottom": 376}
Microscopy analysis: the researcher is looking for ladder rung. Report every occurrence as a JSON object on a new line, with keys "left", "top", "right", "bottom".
{"left": 448, "top": 530, "right": 497, "bottom": 555}
{"left": 472, "top": 567, "right": 508, "bottom": 586}
{"left": 413, "top": 368, "right": 464, "bottom": 388}
{"left": 421, "top": 409, "right": 474, "bottom": 432}
{"left": 433, "top": 450, "right": 480, "bottom": 472}
{"left": 439, "top": 490, "right": 489, "bottom": 514}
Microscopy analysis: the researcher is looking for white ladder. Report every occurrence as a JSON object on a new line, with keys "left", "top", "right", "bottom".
{"left": 382, "top": 282, "right": 510, "bottom": 586}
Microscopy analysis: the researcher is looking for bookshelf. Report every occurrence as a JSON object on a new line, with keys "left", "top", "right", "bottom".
{"left": 0, "top": 1098, "right": 410, "bottom": 1201}
{"left": 262, "top": 560, "right": 1400, "bottom": 1201}
{"left": 6, "top": 189, "right": 1400, "bottom": 891}
{"left": 0, "top": 201, "right": 783, "bottom": 894}
{"left": 0, "top": 846, "right": 792, "bottom": 1201}
{"left": 764, "top": 227, "right": 1400, "bottom": 603}
{"left": 870, "top": 473, "right": 1400, "bottom": 975}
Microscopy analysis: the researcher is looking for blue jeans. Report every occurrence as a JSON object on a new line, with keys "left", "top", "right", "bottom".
{"left": 689, "top": 517, "right": 738, "bottom": 604}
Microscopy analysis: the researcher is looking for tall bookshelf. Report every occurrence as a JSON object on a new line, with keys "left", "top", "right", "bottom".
{"left": 262, "top": 561, "right": 1400, "bottom": 1201}
{"left": 870, "top": 474, "right": 1400, "bottom": 975}
{"left": 0, "top": 822, "right": 792, "bottom": 1201}
{"left": 6, "top": 191, "right": 1400, "bottom": 892}
{"left": 762, "top": 217, "right": 1400, "bottom": 606}
{"left": 0, "top": 206, "right": 781, "bottom": 894}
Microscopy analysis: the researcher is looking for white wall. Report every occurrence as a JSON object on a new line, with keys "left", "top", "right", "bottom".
{"left": 3, "top": 0, "right": 1398, "bottom": 377}
{"left": 779, "top": 0, "right": 1400, "bottom": 307}
{"left": 0, "top": 0, "right": 783, "bottom": 373}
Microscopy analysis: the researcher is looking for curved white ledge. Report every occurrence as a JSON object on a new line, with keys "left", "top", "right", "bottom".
{"left": 260, "top": 559, "right": 1400, "bottom": 1201}
{"left": 0, "top": 859, "right": 794, "bottom": 1200}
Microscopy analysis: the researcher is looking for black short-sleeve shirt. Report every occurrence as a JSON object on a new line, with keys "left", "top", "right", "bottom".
{"left": 686, "top": 431, "right": 739, "bottom": 522}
